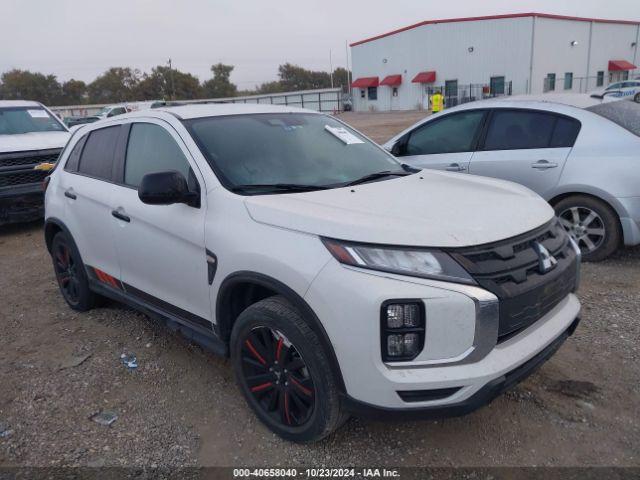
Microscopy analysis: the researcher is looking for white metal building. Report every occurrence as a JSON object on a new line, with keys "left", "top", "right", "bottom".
{"left": 350, "top": 12, "right": 640, "bottom": 111}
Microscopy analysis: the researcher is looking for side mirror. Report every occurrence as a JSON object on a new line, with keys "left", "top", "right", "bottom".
{"left": 138, "top": 171, "right": 199, "bottom": 207}
{"left": 391, "top": 139, "right": 405, "bottom": 157}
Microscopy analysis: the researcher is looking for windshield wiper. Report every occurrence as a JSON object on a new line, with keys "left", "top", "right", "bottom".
{"left": 231, "top": 183, "right": 330, "bottom": 194}
{"left": 343, "top": 170, "right": 411, "bottom": 187}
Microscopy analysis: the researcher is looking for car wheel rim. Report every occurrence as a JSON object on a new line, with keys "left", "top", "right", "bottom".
{"left": 54, "top": 243, "right": 80, "bottom": 303}
{"left": 558, "top": 206, "right": 606, "bottom": 254}
{"left": 241, "top": 327, "right": 315, "bottom": 427}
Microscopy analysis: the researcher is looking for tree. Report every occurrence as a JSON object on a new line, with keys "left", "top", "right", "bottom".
{"left": 202, "top": 63, "right": 237, "bottom": 99}
{"left": 60, "top": 79, "right": 87, "bottom": 105}
{"left": 332, "top": 67, "right": 351, "bottom": 89}
{"left": 254, "top": 64, "right": 352, "bottom": 94}
{"left": 87, "top": 67, "right": 140, "bottom": 104}
{"left": 0, "top": 69, "right": 63, "bottom": 105}
{"left": 136, "top": 65, "right": 202, "bottom": 101}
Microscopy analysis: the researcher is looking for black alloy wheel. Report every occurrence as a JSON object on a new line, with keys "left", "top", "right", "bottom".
{"left": 240, "top": 326, "right": 315, "bottom": 427}
{"left": 53, "top": 240, "right": 81, "bottom": 305}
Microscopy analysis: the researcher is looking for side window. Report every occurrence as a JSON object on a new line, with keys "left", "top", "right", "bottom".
{"left": 64, "top": 134, "right": 88, "bottom": 172}
{"left": 404, "top": 110, "right": 485, "bottom": 156}
{"left": 550, "top": 117, "right": 581, "bottom": 148}
{"left": 77, "top": 126, "right": 120, "bottom": 180}
{"left": 124, "top": 123, "right": 192, "bottom": 188}
{"left": 483, "top": 111, "right": 555, "bottom": 151}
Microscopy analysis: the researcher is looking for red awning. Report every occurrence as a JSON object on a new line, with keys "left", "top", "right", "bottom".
{"left": 412, "top": 71, "right": 436, "bottom": 83}
{"left": 380, "top": 74, "right": 402, "bottom": 86}
{"left": 351, "top": 77, "right": 379, "bottom": 88}
{"left": 608, "top": 60, "right": 637, "bottom": 71}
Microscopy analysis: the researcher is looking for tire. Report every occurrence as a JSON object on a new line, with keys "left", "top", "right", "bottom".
{"left": 51, "top": 231, "right": 97, "bottom": 311}
{"left": 230, "top": 295, "right": 348, "bottom": 442}
{"left": 635, "top": 93, "right": 640, "bottom": 103}
{"left": 554, "top": 195, "right": 621, "bottom": 262}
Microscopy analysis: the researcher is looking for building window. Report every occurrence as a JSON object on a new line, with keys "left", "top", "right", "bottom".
{"left": 367, "top": 87, "right": 378, "bottom": 100}
{"left": 596, "top": 71, "right": 604, "bottom": 87}
{"left": 564, "top": 73, "right": 573, "bottom": 90}
{"left": 546, "top": 73, "right": 556, "bottom": 92}
{"left": 392, "top": 87, "right": 398, "bottom": 97}
{"left": 360, "top": 89, "right": 365, "bottom": 99}
{"left": 490, "top": 76, "right": 505, "bottom": 95}
{"left": 622, "top": 71, "right": 629, "bottom": 81}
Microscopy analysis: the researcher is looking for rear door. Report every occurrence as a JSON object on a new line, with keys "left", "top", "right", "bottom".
{"left": 57, "top": 125, "right": 122, "bottom": 279}
{"left": 110, "top": 119, "right": 212, "bottom": 324}
{"left": 469, "top": 109, "right": 580, "bottom": 198}
{"left": 395, "top": 109, "right": 487, "bottom": 173}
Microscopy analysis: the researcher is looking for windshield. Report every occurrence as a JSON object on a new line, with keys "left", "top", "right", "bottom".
{"left": 0, "top": 107, "right": 66, "bottom": 135}
{"left": 95, "top": 107, "right": 111, "bottom": 116}
{"left": 587, "top": 101, "right": 640, "bottom": 137}
{"left": 185, "top": 113, "right": 404, "bottom": 192}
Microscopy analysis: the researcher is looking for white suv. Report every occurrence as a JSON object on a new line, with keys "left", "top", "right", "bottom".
{"left": 44, "top": 104, "right": 581, "bottom": 442}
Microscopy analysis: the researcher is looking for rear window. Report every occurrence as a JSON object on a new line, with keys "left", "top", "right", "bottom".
{"left": 586, "top": 102, "right": 640, "bottom": 137}
{"left": 77, "top": 126, "right": 120, "bottom": 180}
{"left": 0, "top": 107, "right": 66, "bottom": 135}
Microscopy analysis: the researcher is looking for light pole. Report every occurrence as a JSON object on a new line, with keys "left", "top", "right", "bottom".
{"left": 167, "top": 58, "right": 176, "bottom": 100}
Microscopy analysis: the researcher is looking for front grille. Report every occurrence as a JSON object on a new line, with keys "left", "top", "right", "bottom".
{"left": 0, "top": 149, "right": 62, "bottom": 168}
{"left": 0, "top": 170, "right": 48, "bottom": 188}
{"left": 0, "top": 149, "right": 61, "bottom": 189}
{"left": 450, "top": 220, "right": 578, "bottom": 341}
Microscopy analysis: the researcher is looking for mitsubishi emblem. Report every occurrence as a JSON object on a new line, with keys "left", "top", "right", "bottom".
{"left": 532, "top": 242, "right": 558, "bottom": 274}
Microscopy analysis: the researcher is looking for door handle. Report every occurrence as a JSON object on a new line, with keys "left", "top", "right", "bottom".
{"left": 445, "top": 163, "right": 466, "bottom": 172}
{"left": 111, "top": 209, "right": 130, "bottom": 223}
{"left": 64, "top": 189, "right": 77, "bottom": 200}
{"left": 531, "top": 160, "right": 558, "bottom": 170}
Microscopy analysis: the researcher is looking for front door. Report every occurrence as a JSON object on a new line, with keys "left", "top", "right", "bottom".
{"left": 396, "top": 109, "right": 486, "bottom": 173}
{"left": 111, "top": 119, "right": 212, "bottom": 324}
{"left": 469, "top": 109, "right": 580, "bottom": 198}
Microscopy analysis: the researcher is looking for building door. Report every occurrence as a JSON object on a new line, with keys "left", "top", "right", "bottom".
{"left": 445, "top": 80, "right": 458, "bottom": 107}
{"left": 390, "top": 87, "right": 400, "bottom": 110}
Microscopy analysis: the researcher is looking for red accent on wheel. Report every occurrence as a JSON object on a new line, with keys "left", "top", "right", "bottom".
{"left": 290, "top": 377, "right": 312, "bottom": 396}
{"left": 250, "top": 382, "right": 273, "bottom": 392}
{"left": 276, "top": 337, "right": 283, "bottom": 361}
{"left": 284, "top": 392, "right": 291, "bottom": 425}
{"left": 245, "top": 340, "right": 267, "bottom": 365}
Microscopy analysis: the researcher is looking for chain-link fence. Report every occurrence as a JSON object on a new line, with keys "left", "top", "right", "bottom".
{"left": 542, "top": 71, "right": 639, "bottom": 93}
{"left": 425, "top": 81, "right": 512, "bottom": 108}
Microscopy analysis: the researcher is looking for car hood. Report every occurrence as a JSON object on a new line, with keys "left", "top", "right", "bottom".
{"left": 244, "top": 171, "right": 555, "bottom": 248}
{"left": 0, "top": 131, "right": 70, "bottom": 153}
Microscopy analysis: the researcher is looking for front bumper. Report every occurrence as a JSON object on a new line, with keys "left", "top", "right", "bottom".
{"left": 0, "top": 184, "right": 44, "bottom": 225}
{"left": 343, "top": 316, "right": 580, "bottom": 419}
{"left": 305, "top": 260, "right": 581, "bottom": 411}
{"left": 616, "top": 197, "right": 640, "bottom": 246}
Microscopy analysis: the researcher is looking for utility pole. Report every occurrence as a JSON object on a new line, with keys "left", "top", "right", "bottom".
{"left": 167, "top": 58, "right": 176, "bottom": 100}
{"left": 329, "top": 50, "right": 334, "bottom": 88}
{"left": 345, "top": 40, "right": 351, "bottom": 87}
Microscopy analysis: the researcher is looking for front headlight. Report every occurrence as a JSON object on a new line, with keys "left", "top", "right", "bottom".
{"left": 322, "top": 238, "right": 475, "bottom": 284}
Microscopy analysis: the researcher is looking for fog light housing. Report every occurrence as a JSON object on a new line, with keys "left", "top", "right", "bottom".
{"left": 381, "top": 300, "right": 425, "bottom": 361}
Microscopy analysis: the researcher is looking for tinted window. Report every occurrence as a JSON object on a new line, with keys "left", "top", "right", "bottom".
{"left": 125, "top": 123, "right": 191, "bottom": 188}
{"left": 484, "top": 111, "right": 555, "bottom": 150}
{"left": 64, "top": 134, "right": 88, "bottom": 172}
{"left": 78, "top": 126, "right": 120, "bottom": 180}
{"left": 550, "top": 117, "right": 581, "bottom": 147}
{"left": 405, "top": 110, "right": 485, "bottom": 156}
{"left": 186, "top": 113, "right": 402, "bottom": 189}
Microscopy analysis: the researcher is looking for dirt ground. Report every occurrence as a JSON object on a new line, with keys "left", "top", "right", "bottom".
{"left": 0, "top": 112, "right": 638, "bottom": 469}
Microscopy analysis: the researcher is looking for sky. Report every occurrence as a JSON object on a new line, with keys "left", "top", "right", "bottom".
{"left": 2, "top": 0, "right": 639, "bottom": 89}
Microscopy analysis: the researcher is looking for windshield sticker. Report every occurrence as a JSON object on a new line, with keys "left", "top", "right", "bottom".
{"left": 324, "top": 125, "right": 365, "bottom": 145}
{"left": 27, "top": 109, "right": 49, "bottom": 118}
